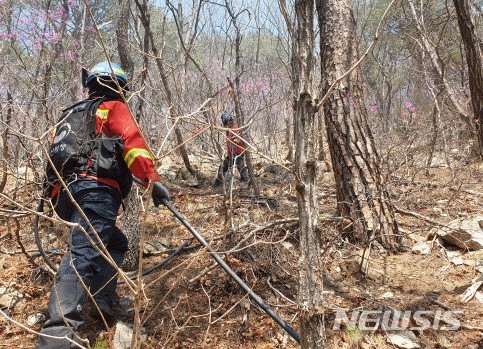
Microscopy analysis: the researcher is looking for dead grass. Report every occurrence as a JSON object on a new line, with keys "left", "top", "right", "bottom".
{"left": 0, "top": 159, "right": 482, "bottom": 348}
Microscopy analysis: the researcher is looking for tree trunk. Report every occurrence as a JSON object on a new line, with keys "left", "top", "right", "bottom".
{"left": 408, "top": 0, "right": 474, "bottom": 131}
{"left": 0, "top": 91, "right": 13, "bottom": 194}
{"left": 279, "top": 0, "right": 295, "bottom": 165}
{"left": 120, "top": 189, "right": 142, "bottom": 271}
{"left": 293, "top": 1, "right": 325, "bottom": 347}
{"left": 285, "top": 107, "right": 294, "bottom": 162}
{"left": 317, "top": 110, "right": 326, "bottom": 163}
{"left": 174, "top": 125, "right": 203, "bottom": 179}
{"left": 453, "top": 0, "right": 483, "bottom": 158}
{"left": 225, "top": 2, "right": 260, "bottom": 196}
{"left": 135, "top": 3, "right": 202, "bottom": 180}
{"left": 316, "top": 0, "right": 400, "bottom": 250}
{"left": 117, "top": 0, "right": 134, "bottom": 79}
{"left": 116, "top": 0, "right": 140, "bottom": 270}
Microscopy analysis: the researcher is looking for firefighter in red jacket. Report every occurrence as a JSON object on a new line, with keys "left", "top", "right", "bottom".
{"left": 213, "top": 112, "right": 248, "bottom": 187}
{"left": 36, "top": 61, "right": 169, "bottom": 348}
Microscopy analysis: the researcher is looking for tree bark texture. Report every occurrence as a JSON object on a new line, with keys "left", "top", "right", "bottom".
{"left": 316, "top": 0, "right": 400, "bottom": 250}
{"left": 116, "top": 0, "right": 134, "bottom": 79}
{"left": 121, "top": 190, "right": 141, "bottom": 271}
{"left": 293, "top": 1, "right": 325, "bottom": 347}
{"left": 453, "top": 0, "right": 483, "bottom": 158}
{"left": 0, "top": 91, "right": 12, "bottom": 194}
{"left": 116, "top": 0, "right": 140, "bottom": 270}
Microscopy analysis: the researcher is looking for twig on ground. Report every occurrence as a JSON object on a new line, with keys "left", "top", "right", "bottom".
{"left": 189, "top": 218, "right": 298, "bottom": 284}
{"left": 460, "top": 275, "right": 483, "bottom": 303}
{"left": 0, "top": 308, "right": 87, "bottom": 348}
{"left": 395, "top": 205, "right": 449, "bottom": 228}
{"left": 267, "top": 276, "right": 296, "bottom": 305}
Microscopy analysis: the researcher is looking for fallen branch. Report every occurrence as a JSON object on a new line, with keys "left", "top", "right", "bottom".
{"left": 189, "top": 218, "right": 298, "bottom": 284}
{"left": 460, "top": 274, "right": 483, "bottom": 303}
{"left": 267, "top": 276, "right": 296, "bottom": 305}
{"left": 395, "top": 205, "right": 452, "bottom": 229}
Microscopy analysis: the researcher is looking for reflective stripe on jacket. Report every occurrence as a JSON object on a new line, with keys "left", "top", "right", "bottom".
{"left": 95, "top": 100, "right": 160, "bottom": 186}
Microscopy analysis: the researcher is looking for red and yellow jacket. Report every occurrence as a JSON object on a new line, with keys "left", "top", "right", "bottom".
{"left": 226, "top": 124, "right": 246, "bottom": 157}
{"left": 95, "top": 100, "right": 160, "bottom": 186}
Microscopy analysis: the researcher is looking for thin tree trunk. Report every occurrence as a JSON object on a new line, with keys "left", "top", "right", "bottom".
{"left": 117, "top": 4, "right": 146, "bottom": 348}
{"left": 117, "top": 0, "right": 134, "bottom": 78}
{"left": 317, "top": 110, "right": 326, "bottom": 163}
{"left": 408, "top": 0, "right": 474, "bottom": 131}
{"left": 224, "top": 2, "right": 260, "bottom": 196}
{"left": 453, "top": 0, "right": 483, "bottom": 158}
{"left": 135, "top": 2, "right": 202, "bottom": 179}
{"left": 279, "top": 0, "right": 295, "bottom": 165}
{"left": 117, "top": 0, "right": 140, "bottom": 271}
{"left": 293, "top": 1, "right": 325, "bottom": 347}
{"left": 0, "top": 91, "right": 12, "bottom": 194}
{"left": 316, "top": 0, "right": 400, "bottom": 250}
{"left": 285, "top": 107, "right": 294, "bottom": 162}
{"left": 135, "top": 0, "right": 150, "bottom": 121}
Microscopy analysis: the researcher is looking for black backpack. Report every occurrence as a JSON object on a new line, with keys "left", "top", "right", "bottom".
{"left": 46, "top": 97, "right": 132, "bottom": 197}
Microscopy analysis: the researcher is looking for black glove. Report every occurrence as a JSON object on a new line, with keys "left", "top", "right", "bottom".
{"left": 152, "top": 181, "right": 170, "bottom": 206}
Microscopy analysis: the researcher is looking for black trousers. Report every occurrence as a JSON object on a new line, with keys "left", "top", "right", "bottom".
{"left": 36, "top": 178, "right": 128, "bottom": 348}
{"left": 215, "top": 152, "right": 248, "bottom": 184}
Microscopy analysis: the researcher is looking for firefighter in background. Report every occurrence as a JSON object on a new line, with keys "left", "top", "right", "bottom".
{"left": 36, "top": 61, "right": 170, "bottom": 348}
{"left": 213, "top": 112, "right": 248, "bottom": 187}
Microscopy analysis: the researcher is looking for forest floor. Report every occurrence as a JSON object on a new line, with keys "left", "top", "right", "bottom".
{"left": 0, "top": 154, "right": 482, "bottom": 348}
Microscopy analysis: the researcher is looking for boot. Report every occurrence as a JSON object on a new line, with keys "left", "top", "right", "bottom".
{"left": 35, "top": 274, "right": 88, "bottom": 349}
{"left": 213, "top": 161, "right": 228, "bottom": 188}
{"left": 90, "top": 295, "right": 128, "bottom": 321}
{"left": 89, "top": 250, "right": 127, "bottom": 321}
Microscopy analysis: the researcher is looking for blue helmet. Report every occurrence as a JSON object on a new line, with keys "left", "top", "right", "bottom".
{"left": 85, "top": 61, "right": 128, "bottom": 88}
{"left": 221, "top": 112, "right": 234, "bottom": 126}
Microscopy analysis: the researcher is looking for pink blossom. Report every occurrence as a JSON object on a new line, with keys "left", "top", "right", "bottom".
{"left": 0, "top": 33, "right": 14, "bottom": 39}
{"left": 361, "top": 82, "right": 366, "bottom": 88}
{"left": 64, "top": 51, "right": 74, "bottom": 60}
{"left": 369, "top": 105, "right": 378, "bottom": 112}
{"left": 405, "top": 102, "right": 415, "bottom": 113}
